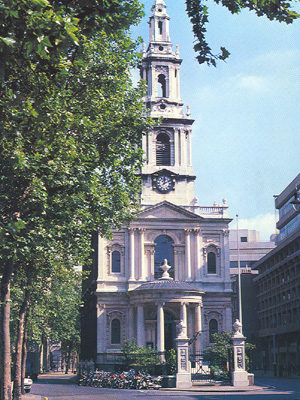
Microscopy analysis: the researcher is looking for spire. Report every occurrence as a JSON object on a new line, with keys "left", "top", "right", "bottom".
{"left": 148, "top": 0, "right": 170, "bottom": 44}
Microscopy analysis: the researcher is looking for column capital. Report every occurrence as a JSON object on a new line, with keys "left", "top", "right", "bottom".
{"left": 128, "top": 227, "right": 136, "bottom": 233}
{"left": 193, "top": 228, "right": 201, "bottom": 235}
{"left": 184, "top": 229, "right": 191, "bottom": 236}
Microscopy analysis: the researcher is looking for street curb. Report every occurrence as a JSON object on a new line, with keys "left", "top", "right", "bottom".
{"left": 160, "top": 385, "right": 268, "bottom": 392}
{"left": 23, "top": 396, "right": 48, "bottom": 400}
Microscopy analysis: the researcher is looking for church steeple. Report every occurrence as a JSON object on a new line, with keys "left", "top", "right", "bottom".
{"left": 139, "top": 0, "right": 196, "bottom": 207}
{"left": 139, "top": 0, "right": 186, "bottom": 118}
{"left": 148, "top": 0, "right": 170, "bottom": 44}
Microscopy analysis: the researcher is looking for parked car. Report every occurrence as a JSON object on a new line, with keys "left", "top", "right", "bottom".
{"left": 24, "top": 377, "right": 33, "bottom": 393}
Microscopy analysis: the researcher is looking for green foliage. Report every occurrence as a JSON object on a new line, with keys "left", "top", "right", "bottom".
{"left": 166, "top": 349, "right": 177, "bottom": 375}
{"left": 203, "top": 331, "right": 256, "bottom": 378}
{"left": 185, "top": 0, "right": 300, "bottom": 66}
{"left": 121, "top": 339, "right": 162, "bottom": 369}
{"left": 203, "top": 331, "right": 232, "bottom": 370}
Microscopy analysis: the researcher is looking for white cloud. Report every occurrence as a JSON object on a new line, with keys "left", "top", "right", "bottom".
{"left": 235, "top": 74, "right": 267, "bottom": 92}
{"left": 235, "top": 213, "right": 276, "bottom": 241}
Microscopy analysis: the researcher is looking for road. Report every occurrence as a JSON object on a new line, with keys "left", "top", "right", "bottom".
{"left": 25, "top": 373, "right": 300, "bottom": 400}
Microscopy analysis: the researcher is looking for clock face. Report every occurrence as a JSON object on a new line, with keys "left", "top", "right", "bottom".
{"left": 156, "top": 175, "right": 173, "bottom": 193}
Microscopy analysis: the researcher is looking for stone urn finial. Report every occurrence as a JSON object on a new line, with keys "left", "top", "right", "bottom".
{"left": 159, "top": 259, "right": 173, "bottom": 280}
{"left": 233, "top": 319, "right": 243, "bottom": 336}
{"left": 176, "top": 321, "right": 187, "bottom": 338}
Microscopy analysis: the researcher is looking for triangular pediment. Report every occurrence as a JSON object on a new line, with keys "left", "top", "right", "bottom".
{"left": 137, "top": 201, "right": 202, "bottom": 220}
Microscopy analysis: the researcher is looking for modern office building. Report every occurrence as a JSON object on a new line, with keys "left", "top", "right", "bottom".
{"left": 81, "top": 0, "right": 233, "bottom": 367}
{"left": 253, "top": 173, "right": 300, "bottom": 375}
{"left": 229, "top": 229, "right": 275, "bottom": 368}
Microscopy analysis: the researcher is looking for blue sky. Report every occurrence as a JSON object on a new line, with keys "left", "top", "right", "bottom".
{"left": 132, "top": 0, "right": 300, "bottom": 240}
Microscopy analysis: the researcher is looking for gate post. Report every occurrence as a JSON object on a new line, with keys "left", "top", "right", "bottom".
{"left": 231, "top": 320, "right": 249, "bottom": 387}
{"left": 175, "top": 321, "right": 192, "bottom": 389}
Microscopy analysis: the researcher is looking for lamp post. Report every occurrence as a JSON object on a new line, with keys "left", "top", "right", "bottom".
{"left": 236, "top": 214, "right": 242, "bottom": 330}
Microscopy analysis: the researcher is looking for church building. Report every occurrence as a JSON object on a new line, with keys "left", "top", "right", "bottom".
{"left": 81, "top": 0, "right": 233, "bottom": 366}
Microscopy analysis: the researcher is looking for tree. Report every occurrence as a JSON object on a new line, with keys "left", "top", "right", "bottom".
{"left": 46, "top": 267, "right": 82, "bottom": 374}
{"left": 0, "top": 1, "right": 152, "bottom": 399}
{"left": 203, "top": 331, "right": 232, "bottom": 373}
{"left": 185, "top": 0, "right": 300, "bottom": 66}
{"left": 203, "top": 331, "right": 256, "bottom": 379}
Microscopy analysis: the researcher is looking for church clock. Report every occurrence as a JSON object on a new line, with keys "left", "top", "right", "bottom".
{"left": 155, "top": 174, "right": 174, "bottom": 193}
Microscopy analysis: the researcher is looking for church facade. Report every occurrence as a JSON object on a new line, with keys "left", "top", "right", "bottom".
{"left": 81, "top": 0, "right": 233, "bottom": 366}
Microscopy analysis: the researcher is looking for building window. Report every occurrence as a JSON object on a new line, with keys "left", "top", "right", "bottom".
{"left": 156, "top": 132, "right": 170, "bottom": 166}
{"left": 158, "top": 20, "right": 163, "bottom": 35}
{"left": 111, "top": 319, "right": 121, "bottom": 344}
{"left": 209, "top": 319, "right": 218, "bottom": 342}
{"left": 157, "top": 74, "right": 167, "bottom": 97}
{"left": 154, "top": 235, "right": 174, "bottom": 279}
{"left": 241, "top": 237, "right": 248, "bottom": 242}
{"left": 207, "top": 252, "right": 216, "bottom": 274}
{"left": 111, "top": 250, "right": 121, "bottom": 273}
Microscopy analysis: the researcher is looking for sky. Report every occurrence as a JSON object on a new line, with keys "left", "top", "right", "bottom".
{"left": 131, "top": 0, "right": 300, "bottom": 240}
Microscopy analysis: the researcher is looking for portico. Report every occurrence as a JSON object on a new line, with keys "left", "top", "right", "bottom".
{"left": 129, "top": 278, "right": 204, "bottom": 354}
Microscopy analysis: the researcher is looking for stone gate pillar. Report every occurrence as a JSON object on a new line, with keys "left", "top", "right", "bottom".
{"left": 175, "top": 320, "right": 192, "bottom": 389}
{"left": 231, "top": 319, "right": 249, "bottom": 387}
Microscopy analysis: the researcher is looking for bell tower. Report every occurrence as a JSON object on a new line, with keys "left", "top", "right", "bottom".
{"left": 139, "top": 0, "right": 197, "bottom": 207}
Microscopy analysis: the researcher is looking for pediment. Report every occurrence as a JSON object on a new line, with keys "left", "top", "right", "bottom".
{"left": 137, "top": 201, "right": 202, "bottom": 220}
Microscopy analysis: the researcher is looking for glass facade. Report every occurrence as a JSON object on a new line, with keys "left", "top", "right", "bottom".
{"left": 278, "top": 197, "right": 294, "bottom": 219}
{"left": 278, "top": 213, "right": 300, "bottom": 242}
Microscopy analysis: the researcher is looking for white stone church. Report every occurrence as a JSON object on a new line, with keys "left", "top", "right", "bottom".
{"left": 81, "top": 0, "right": 233, "bottom": 366}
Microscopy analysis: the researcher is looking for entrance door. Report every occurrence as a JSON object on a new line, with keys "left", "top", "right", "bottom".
{"left": 164, "top": 311, "right": 176, "bottom": 351}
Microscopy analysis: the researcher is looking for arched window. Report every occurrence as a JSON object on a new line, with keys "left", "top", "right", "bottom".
{"left": 158, "top": 20, "right": 163, "bottom": 35}
{"left": 209, "top": 319, "right": 218, "bottom": 343}
{"left": 111, "top": 319, "right": 121, "bottom": 344}
{"left": 112, "top": 250, "right": 121, "bottom": 273}
{"left": 154, "top": 235, "right": 174, "bottom": 279}
{"left": 156, "top": 132, "right": 170, "bottom": 166}
{"left": 157, "top": 74, "right": 166, "bottom": 97}
{"left": 207, "top": 252, "right": 216, "bottom": 274}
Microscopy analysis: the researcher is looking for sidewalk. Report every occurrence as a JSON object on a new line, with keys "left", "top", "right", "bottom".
{"left": 165, "top": 384, "right": 266, "bottom": 392}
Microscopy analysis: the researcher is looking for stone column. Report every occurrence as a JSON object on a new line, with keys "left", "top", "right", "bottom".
{"left": 142, "top": 134, "right": 147, "bottom": 163}
{"left": 194, "top": 229, "right": 201, "bottom": 281}
{"left": 150, "top": 247, "right": 155, "bottom": 280}
{"left": 187, "top": 131, "right": 192, "bottom": 166}
{"left": 128, "top": 305, "right": 135, "bottom": 340}
{"left": 137, "top": 305, "right": 145, "bottom": 347}
{"left": 97, "top": 235, "right": 104, "bottom": 281}
{"left": 157, "top": 302, "right": 165, "bottom": 354}
{"left": 185, "top": 229, "right": 192, "bottom": 281}
{"left": 180, "top": 302, "right": 188, "bottom": 337}
{"left": 97, "top": 304, "right": 106, "bottom": 364}
{"left": 195, "top": 303, "right": 203, "bottom": 353}
{"left": 180, "top": 129, "right": 186, "bottom": 166}
{"left": 166, "top": 68, "right": 170, "bottom": 97}
{"left": 139, "top": 228, "right": 146, "bottom": 281}
{"left": 129, "top": 228, "right": 135, "bottom": 281}
{"left": 174, "top": 129, "right": 179, "bottom": 166}
{"left": 225, "top": 306, "right": 232, "bottom": 332}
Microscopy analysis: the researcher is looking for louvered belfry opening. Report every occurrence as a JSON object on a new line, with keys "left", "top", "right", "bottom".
{"left": 156, "top": 132, "right": 170, "bottom": 165}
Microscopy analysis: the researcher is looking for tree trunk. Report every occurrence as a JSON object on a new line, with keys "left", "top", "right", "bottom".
{"left": 21, "top": 317, "right": 29, "bottom": 395}
{"left": 13, "top": 287, "right": 31, "bottom": 400}
{"left": 0, "top": 259, "right": 14, "bottom": 400}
